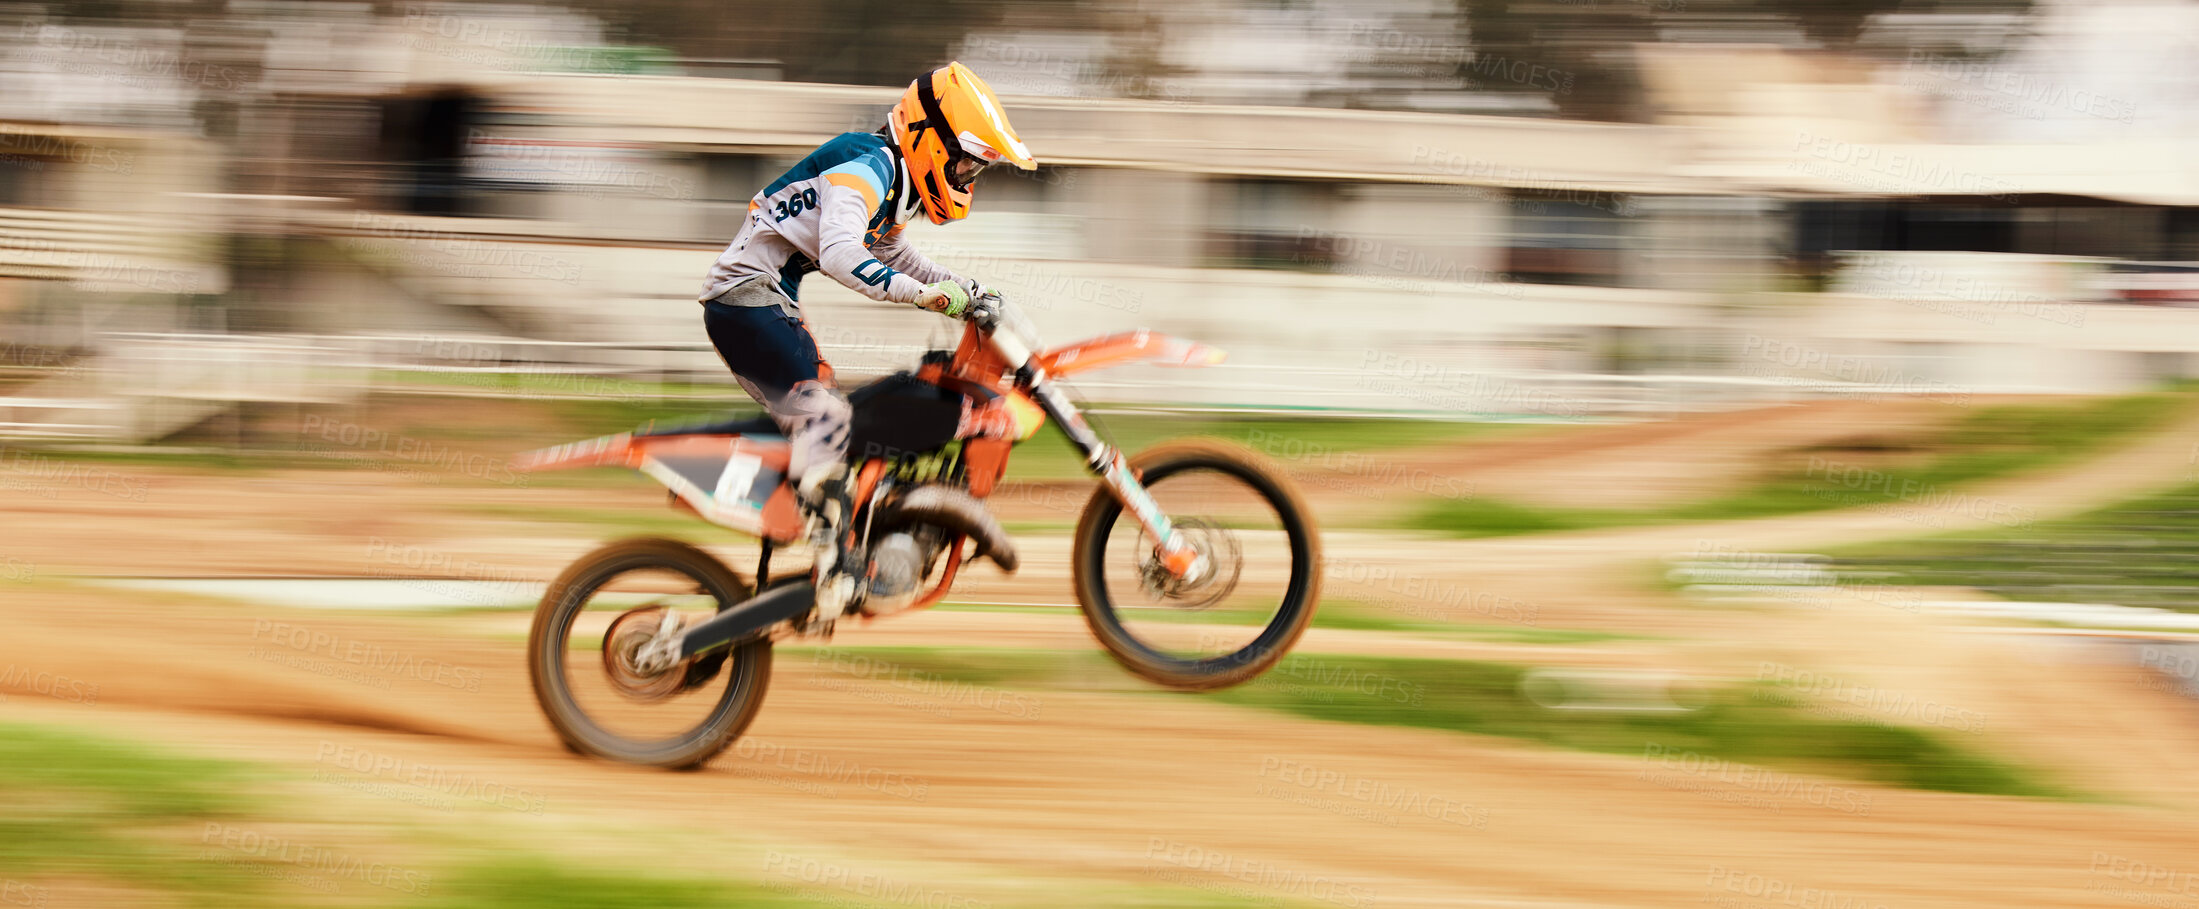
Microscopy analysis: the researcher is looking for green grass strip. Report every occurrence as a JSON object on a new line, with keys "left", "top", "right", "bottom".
{"left": 822, "top": 648, "right": 2061, "bottom": 799}
{"left": 1829, "top": 478, "right": 2199, "bottom": 612}
{"left": 1413, "top": 392, "right": 2190, "bottom": 538}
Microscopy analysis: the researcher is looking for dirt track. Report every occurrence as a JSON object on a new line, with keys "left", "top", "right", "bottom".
{"left": 6, "top": 399, "right": 2199, "bottom": 906}
{"left": 6, "top": 583, "right": 2199, "bottom": 908}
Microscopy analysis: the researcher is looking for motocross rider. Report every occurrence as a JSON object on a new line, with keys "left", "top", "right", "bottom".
{"left": 696, "top": 62, "right": 1037, "bottom": 580}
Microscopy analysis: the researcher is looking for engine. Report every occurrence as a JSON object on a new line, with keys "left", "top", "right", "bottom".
{"left": 864, "top": 530, "right": 933, "bottom": 606}
{"left": 855, "top": 483, "right": 1021, "bottom": 617}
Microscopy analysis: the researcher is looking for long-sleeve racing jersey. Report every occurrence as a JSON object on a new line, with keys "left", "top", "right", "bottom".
{"left": 698, "top": 131, "right": 965, "bottom": 309}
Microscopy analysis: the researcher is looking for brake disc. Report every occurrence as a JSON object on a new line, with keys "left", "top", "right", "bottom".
{"left": 1136, "top": 518, "right": 1243, "bottom": 611}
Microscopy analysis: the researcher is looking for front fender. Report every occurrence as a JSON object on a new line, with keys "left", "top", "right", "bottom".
{"left": 1036, "top": 330, "right": 1226, "bottom": 377}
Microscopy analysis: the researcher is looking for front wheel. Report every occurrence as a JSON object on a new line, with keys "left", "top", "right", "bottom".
{"left": 527, "top": 537, "right": 774, "bottom": 769}
{"left": 1072, "top": 439, "right": 1322, "bottom": 689}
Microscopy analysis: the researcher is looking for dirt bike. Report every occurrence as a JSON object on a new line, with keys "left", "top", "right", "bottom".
{"left": 514, "top": 293, "right": 1321, "bottom": 769}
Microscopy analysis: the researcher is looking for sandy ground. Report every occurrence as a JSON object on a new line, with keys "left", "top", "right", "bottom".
{"left": 5, "top": 398, "right": 2199, "bottom": 906}
{"left": 5, "top": 584, "right": 2199, "bottom": 909}
{"left": 1410, "top": 398, "right": 1970, "bottom": 509}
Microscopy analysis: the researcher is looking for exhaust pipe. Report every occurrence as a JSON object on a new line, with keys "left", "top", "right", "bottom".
{"left": 877, "top": 485, "right": 1019, "bottom": 573}
{"left": 678, "top": 581, "right": 815, "bottom": 657}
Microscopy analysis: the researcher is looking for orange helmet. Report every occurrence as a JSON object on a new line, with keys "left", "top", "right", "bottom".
{"left": 887, "top": 62, "right": 1037, "bottom": 225}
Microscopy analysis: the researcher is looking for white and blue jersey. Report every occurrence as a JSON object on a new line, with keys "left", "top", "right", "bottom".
{"left": 699, "top": 131, "right": 961, "bottom": 309}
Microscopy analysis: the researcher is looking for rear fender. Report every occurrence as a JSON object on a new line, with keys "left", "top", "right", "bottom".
{"left": 513, "top": 432, "right": 643, "bottom": 471}
{"left": 514, "top": 433, "right": 804, "bottom": 542}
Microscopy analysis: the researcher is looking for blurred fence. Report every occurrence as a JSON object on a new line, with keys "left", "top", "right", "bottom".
{"left": 2, "top": 332, "right": 361, "bottom": 442}
{"left": 0, "top": 326, "right": 2023, "bottom": 444}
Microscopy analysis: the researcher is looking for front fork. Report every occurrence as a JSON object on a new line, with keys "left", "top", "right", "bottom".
{"left": 1024, "top": 375, "right": 1204, "bottom": 580}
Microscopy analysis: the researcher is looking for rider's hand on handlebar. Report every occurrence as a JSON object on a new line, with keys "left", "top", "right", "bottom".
{"left": 965, "top": 286, "right": 1003, "bottom": 327}
{"left": 914, "top": 280, "right": 971, "bottom": 318}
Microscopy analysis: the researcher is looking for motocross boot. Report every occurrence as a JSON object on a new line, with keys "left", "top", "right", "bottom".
{"left": 797, "top": 463, "right": 858, "bottom": 628}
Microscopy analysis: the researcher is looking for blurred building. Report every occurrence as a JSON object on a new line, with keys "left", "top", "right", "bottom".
{"left": 5, "top": 1, "right": 2199, "bottom": 442}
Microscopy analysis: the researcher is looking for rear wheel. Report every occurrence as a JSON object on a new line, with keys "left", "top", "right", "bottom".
{"left": 527, "top": 537, "right": 773, "bottom": 769}
{"left": 1072, "top": 440, "right": 1321, "bottom": 689}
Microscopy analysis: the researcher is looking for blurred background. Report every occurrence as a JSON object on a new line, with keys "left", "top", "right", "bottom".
{"left": 6, "top": 0, "right": 2199, "bottom": 907}
{"left": 3, "top": 0, "right": 2198, "bottom": 431}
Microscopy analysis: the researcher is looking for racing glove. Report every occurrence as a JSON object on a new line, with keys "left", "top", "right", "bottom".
{"left": 913, "top": 280, "right": 973, "bottom": 317}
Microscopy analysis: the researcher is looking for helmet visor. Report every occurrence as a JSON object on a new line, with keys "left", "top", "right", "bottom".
{"left": 946, "top": 154, "right": 990, "bottom": 191}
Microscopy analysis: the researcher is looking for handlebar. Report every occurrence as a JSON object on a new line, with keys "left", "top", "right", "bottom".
{"left": 961, "top": 290, "right": 1038, "bottom": 371}
{"left": 962, "top": 291, "right": 1005, "bottom": 331}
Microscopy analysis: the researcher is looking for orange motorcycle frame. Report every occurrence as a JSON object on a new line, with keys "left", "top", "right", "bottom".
{"left": 517, "top": 309, "right": 1228, "bottom": 612}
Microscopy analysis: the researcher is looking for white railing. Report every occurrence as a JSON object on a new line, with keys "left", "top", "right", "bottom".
{"left": 0, "top": 325, "right": 2024, "bottom": 443}
{"left": 0, "top": 332, "right": 370, "bottom": 442}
